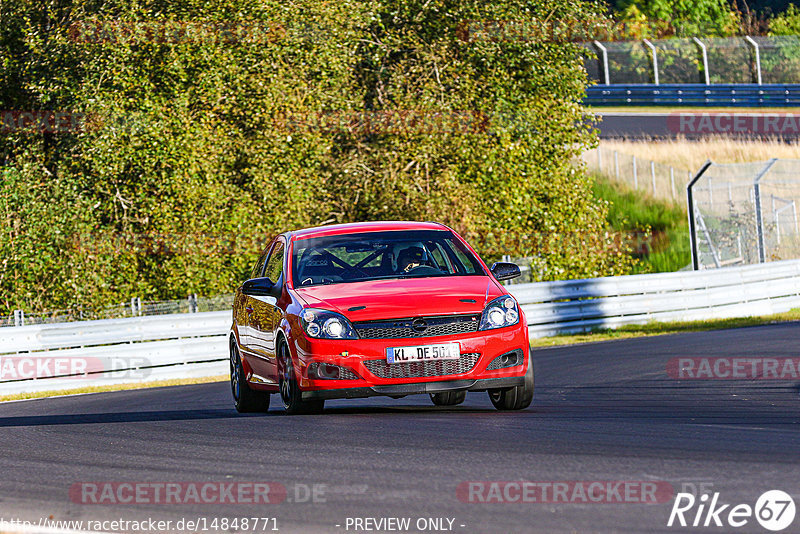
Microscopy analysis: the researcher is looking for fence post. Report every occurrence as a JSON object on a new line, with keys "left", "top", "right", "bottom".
{"left": 692, "top": 37, "right": 710, "bottom": 85}
{"left": 687, "top": 160, "right": 714, "bottom": 270}
{"left": 670, "top": 167, "right": 676, "bottom": 199}
{"left": 643, "top": 39, "right": 659, "bottom": 85}
{"left": 651, "top": 161, "right": 656, "bottom": 195}
{"left": 744, "top": 36, "right": 762, "bottom": 85}
{"left": 708, "top": 177, "right": 713, "bottom": 205}
{"left": 593, "top": 41, "right": 610, "bottom": 85}
{"left": 633, "top": 155, "right": 638, "bottom": 189}
{"left": 753, "top": 159, "right": 777, "bottom": 263}
{"left": 13, "top": 309, "right": 24, "bottom": 327}
{"left": 130, "top": 297, "right": 142, "bottom": 317}
{"left": 188, "top": 294, "right": 198, "bottom": 313}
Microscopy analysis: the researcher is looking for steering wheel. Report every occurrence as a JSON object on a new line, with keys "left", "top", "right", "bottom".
{"left": 403, "top": 265, "right": 441, "bottom": 275}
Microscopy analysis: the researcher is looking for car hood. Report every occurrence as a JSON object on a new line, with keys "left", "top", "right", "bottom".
{"left": 293, "top": 275, "right": 504, "bottom": 321}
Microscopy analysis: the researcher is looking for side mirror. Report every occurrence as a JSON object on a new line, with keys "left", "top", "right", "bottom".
{"left": 241, "top": 277, "right": 281, "bottom": 297}
{"left": 490, "top": 262, "right": 521, "bottom": 281}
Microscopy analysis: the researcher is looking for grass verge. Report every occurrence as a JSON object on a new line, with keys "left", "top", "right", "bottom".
{"left": 0, "top": 375, "right": 228, "bottom": 403}
{"left": 532, "top": 309, "right": 800, "bottom": 347}
{"left": 592, "top": 174, "right": 690, "bottom": 272}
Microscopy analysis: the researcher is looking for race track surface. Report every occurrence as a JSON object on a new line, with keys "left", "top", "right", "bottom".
{"left": 1, "top": 323, "right": 799, "bottom": 533}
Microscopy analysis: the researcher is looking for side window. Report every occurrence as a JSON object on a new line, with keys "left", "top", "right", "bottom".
{"left": 264, "top": 242, "right": 285, "bottom": 284}
{"left": 250, "top": 246, "right": 271, "bottom": 279}
{"left": 446, "top": 240, "right": 479, "bottom": 274}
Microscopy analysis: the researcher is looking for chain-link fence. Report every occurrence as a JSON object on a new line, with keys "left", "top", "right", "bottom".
{"left": 585, "top": 35, "right": 800, "bottom": 85}
{"left": 581, "top": 146, "right": 693, "bottom": 202}
{"left": 689, "top": 159, "right": 800, "bottom": 269}
{"left": 0, "top": 293, "right": 235, "bottom": 327}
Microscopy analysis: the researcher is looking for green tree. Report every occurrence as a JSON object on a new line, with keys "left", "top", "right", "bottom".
{"left": 0, "top": 0, "right": 634, "bottom": 315}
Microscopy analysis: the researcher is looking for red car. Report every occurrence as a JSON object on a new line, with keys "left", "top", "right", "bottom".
{"left": 229, "top": 221, "right": 533, "bottom": 414}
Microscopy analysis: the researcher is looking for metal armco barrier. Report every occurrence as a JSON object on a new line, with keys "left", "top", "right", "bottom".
{"left": 2, "top": 260, "right": 800, "bottom": 395}
{"left": 0, "top": 311, "right": 231, "bottom": 395}
{"left": 514, "top": 259, "right": 800, "bottom": 338}
{"left": 585, "top": 84, "right": 800, "bottom": 107}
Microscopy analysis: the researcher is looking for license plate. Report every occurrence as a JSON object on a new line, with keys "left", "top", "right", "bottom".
{"left": 386, "top": 343, "right": 460, "bottom": 364}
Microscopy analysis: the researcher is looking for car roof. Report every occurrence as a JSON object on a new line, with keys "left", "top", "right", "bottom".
{"left": 289, "top": 221, "right": 449, "bottom": 241}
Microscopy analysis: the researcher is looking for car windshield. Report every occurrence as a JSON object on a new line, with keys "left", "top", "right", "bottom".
{"left": 291, "top": 229, "right": 485, "bottom": 287}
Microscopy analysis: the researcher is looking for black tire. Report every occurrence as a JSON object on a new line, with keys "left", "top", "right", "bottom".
{"left": 430, "top": 391, "right": 467, "bottom": 406}
{"left": 230, "top": 341, "right": 271, "bottom": 413}
{"left": 488, "top": 354, "right": 534, "bottom": 411}
{"left": 278, "top": 341, "right": 324, "bottom": 415}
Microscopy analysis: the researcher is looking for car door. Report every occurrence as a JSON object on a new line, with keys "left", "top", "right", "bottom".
{"left": 239, "top": 245, "right": 271, "bottom": 352}
{"left": 248, "top": 239, "right": 285, "bottom": 383}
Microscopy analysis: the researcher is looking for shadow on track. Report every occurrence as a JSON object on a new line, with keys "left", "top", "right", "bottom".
{"left": 0, "top": 409, "right": 258, "bottom": 427}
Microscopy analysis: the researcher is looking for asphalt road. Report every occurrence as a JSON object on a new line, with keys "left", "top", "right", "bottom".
{"left": 1, "top": 323, "right": 799, "bottom": 534}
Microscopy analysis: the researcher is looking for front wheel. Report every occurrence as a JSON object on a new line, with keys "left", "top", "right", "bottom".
{"left": 278, "top": 341, "right": 324, "bottom": 415}
{"left": 230, "top": 341, "right": 270, "bottom": 413}
{"left": 430, "top": 391, "right": 467, "bottom": 406}
{"left": 488, "top": 354, "right": 534, "bottom": 411}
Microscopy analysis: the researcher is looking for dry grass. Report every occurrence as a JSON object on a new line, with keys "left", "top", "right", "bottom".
{"left": 599, "top": 138, "right": 800, "bottom": 172}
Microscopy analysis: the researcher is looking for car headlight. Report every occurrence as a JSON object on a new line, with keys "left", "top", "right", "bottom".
{"left": 479, "top": 296, "right": 520, "bottom": 330}
{"left": 300, "top": 308, "right": 358, "bottom": 339}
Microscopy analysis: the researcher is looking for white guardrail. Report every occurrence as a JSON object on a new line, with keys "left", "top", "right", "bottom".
{"left": 2, "top": 259, "right": 800, "bottom": 395}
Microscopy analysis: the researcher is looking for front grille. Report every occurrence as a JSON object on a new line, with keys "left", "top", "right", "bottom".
{"left": 354, "top": 314, "right": 480, "bottom": 339}
{"left": 363, "top": 353, "right": 480, "bottom": 379}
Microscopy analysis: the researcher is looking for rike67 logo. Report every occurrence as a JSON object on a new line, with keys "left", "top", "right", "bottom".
{"left": 668, "top": 490, "right": 796, "bottom": 531}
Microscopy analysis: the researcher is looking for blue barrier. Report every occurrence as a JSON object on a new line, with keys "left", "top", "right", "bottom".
{"left": 585, "top": 84, "right": 800, "bottom": 107}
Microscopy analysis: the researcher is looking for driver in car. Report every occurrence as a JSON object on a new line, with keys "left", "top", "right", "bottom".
{"left": 396, "top": 245, "right": 427, "bottom": 273}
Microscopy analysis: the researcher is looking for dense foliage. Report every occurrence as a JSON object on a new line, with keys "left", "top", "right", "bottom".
{"left": 0, "top": 0, "right": 636, "bottom": 314}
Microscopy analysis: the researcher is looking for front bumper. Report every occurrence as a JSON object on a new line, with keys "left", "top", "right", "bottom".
{"left": 301, "top": 376, "right": 525, "bottom": 401}
{"left": 291, "top": 323, "right": 529, "bottom": 399}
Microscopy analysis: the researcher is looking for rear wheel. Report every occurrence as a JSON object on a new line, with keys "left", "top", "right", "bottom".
{"left": 230, "top": 341, "right": 270, "bottom": 413}
{"left": 430, "top": 391, "right": 467, "bottom": 406}
{"left": 488, "top": 354, "right": 534, "bottom": 411}
{"left": 278, "top": 341, "right": 325, "bottom": 415}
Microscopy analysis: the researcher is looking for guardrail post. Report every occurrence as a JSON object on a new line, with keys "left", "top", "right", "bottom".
{"left": 614, "top": 151, "right": 620, "bottom": 181}
{"left": 188, "top": 294, "right": 198, "bottom": 313}
{"left": 687, "top": 160, "right": 714, "bottom": 270}
{"left": 13, "top": 309, "right": 24, "bottom": 327}
{"left": 633, "top": 155, "right": 638, "bottom": 189}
